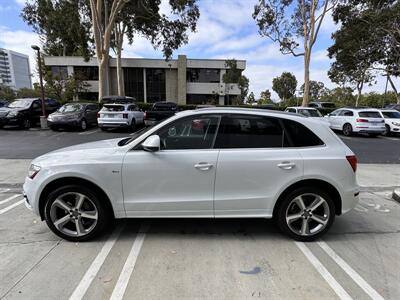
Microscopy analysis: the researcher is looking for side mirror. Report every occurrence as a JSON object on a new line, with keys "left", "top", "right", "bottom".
{"left": 142, "top": 135, "right": 160, "bottom": 152}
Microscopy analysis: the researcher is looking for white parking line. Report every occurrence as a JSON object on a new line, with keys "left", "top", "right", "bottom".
{"left": 78, "top": 129, "right": 99, "bottom": 135}
{"left": 110, "top": 223, "right": 150, "bottom": 300}
{"left": 0, "top": 188, "right": 10, "bottom": 193}
{"left": 69, "top": 224, "right": 125, "bottom": 300}
{"left": 51, "top": 132, "right": 66, "bottom": 138}
{"left": 0, "top": 194, "right": 21, "bottom": 205}
{"left": 0, "top": 199, "right": 24, "bottom": 215}
{"left": 317, "top": 241, "right": 385, "bottom": 300}
{"left": 295, "top": 242, "right": 352, "bottom": 300}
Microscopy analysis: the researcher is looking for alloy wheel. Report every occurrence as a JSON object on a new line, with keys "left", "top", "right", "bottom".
{"left": 49, "top": 192, "right": 98, "bottom": 237}
{"left": 343, "top": 124, "right": 352, "bottom": 136}
{"left": 285, "top": 193, "right": 330, "bottom": 237}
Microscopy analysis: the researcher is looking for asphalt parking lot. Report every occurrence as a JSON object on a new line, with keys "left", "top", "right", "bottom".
{"left": 0, "top": 126, "right": 399, "bottom": 162}
{"left": 0, "top": 127, "right": 399, "bottom": 299}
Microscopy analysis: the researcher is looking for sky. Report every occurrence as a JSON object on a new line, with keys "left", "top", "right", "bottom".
{"left": 0, "top": 0, "right": 397, "bottom": 101}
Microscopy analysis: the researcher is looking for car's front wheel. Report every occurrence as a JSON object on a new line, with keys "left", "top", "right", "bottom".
{"left": 276, "top": 187, "right": 335, "bottom": 241}
{"left": 79, "top": 119, "right": 87, "bottom": 131}
{"left": 44, "top": 185, "right": 109, "bottom": 242}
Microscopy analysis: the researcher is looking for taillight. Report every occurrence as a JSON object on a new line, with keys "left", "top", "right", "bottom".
{"left": 123, "top": 113, "right": 128, "bottom": 118}
{"left": 97, "top": 112, "right": 100, "bottom": 118}
{"left": 356, "top": 118, "right": 368, "bottom": 122}
{"left": 144, "top": 112, "right": 147, "bottom": 119}
{"left": 346, "top": 155, "right": 357, "bottom": 172}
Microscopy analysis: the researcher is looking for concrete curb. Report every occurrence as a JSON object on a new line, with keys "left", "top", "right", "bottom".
{"left": 393, "top": 188, "right": 400, "bottom": 203}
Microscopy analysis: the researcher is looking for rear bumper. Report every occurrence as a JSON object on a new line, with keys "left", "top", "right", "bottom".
{"left": 144, "top": 119, "right": 158, "bottom": 126}
{"left": 354, "top": 127, "right": 385, "bottom": 133}
{"left": 98, "top": 121, "right": 130, "bottom": 128}
{"left": 341, "top": 186, "right": 360, "bottom": 214}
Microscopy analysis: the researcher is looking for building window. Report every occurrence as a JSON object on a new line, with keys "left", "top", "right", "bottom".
{"left": 124, "top": 68, "right": 144, "bottom": 101}
{"left": 186, "top": 94, "right": 218, "bottom": 105}
{"left": 74, "top": 66, "right": 99, "bottom": 80}
{"left": 187, "top": 68, "right": 220, "bottom": 83}
{"left": 146, "top": 68, "right": 166, "bottom": 103}
{"left": 50, "top": 66, "right": 68, "bottom": 80}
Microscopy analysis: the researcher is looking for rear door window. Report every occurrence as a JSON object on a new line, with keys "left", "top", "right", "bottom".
{"left": 214, "top": 114, "right": 284, "bottom": 148}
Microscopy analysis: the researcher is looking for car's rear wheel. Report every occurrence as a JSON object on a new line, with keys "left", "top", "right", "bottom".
{"left": 342, "top": 123, "right": 353, "bottom": 136}
{"left": 382, "top": 124, "right": 390, "bottom": 136}
{"left": 276, "top": 187, "right": 335, "bottom": 241}
{"left": 44, "top": 185, "right": 109, "bottom": 242}
{"left": 80, "top": 119, "right": 87, "bottom": 131}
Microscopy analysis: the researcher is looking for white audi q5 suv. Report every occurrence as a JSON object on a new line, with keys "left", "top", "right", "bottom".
{"left": 23, "top": 108, "right": 359, "bottom": 242}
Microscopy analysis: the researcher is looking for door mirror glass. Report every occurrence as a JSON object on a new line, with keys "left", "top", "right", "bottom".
{"left": 142, "top": 135, "right": 160, "bottom": 152}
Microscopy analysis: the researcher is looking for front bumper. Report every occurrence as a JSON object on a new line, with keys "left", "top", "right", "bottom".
{"left": 0, "top": 116, "right": 22, "bottom": 127}
{"left": 23, "top": 176, "right": 41, "bottom": 217}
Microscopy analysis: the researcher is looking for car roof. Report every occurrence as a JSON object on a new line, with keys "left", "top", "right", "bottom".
{"left": 380, "top": 109, "right": 399, "bottom": 112}
{"left": 286, "top": 106, "right": 317, "bottom": 109}
{"left": 180, "top": 107, "right": 306, "bottom": 118}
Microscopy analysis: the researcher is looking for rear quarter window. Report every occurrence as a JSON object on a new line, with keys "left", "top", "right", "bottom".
{"left": 282, "top": 119, "right": 324, "bottom": 147}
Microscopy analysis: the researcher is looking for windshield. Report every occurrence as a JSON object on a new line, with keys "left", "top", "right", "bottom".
{"left": 118, "top": 126, "right": 154, "bottom": 146}
{"left": 382, "top": 111, "right": 400, "bottom": 118}
{"left": 298, "top": 109, "right": 322, "bottom": 117}
{"left": 8, "top": 99, "right": 33, "bottom": 108}
{"left": 358, "top": 111, "right": 382, "bottom": 118}
{"left": 58, "top": 104, "right": 83, "bottom": 113}
{"left": 102, "top": 105, "right": 125, "bottom": 112}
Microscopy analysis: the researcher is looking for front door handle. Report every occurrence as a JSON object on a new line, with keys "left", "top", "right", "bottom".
{"left": 277, "top": 162, "right": 296, "bottom": 170}
{"left": 194, "top": 162, "right": 213, "bottom": 171}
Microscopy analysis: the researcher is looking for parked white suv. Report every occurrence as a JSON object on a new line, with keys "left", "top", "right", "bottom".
{"left": 285, "top": 106, "right": 328, "bottom": 124}
{"left": 378, "top": 109, "right": 400, "bottom": 136}
{"left": 23, "top": 108, "right": 359, "bottom": 242}
{"left": 326, "top": 108, "right": 385, "bottom": 136}
{"left": 98, "top": 103, "right": 144, "bottom": 131}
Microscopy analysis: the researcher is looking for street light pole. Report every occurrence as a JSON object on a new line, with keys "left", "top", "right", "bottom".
{"left": 31, "top": 45, "right": 47, "bottom": 129}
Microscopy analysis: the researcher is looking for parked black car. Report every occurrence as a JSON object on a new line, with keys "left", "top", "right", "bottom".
{"left": 0, "top": 99, "right": 9, "bottom": 108}
{"left": 144, "top": 101, "right": 177, "bottom": 126}
{"left": 47, "top": 102, "right": 100, "bottom": 131}
{"left": 0, "top": 98, "right": 60, "bottom": 129}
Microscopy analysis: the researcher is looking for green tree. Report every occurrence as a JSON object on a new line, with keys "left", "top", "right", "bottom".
{"left": 272, "top": 72, "right": 297, "bottom": 102}
{"left": 331, "top": 0, "right": 400, "bottom": 104}
{"left": 300, "top": 81, "right": 329, "bottom": 100}
{"left": 223, "top": 59, "right": 249, "bottom": 104}
{"left": 21, "top": 0, "right": 93, "bottom": 58}
{"left": 253, "top": 0, "right": 338, "bottom": 106}
{"left": 16, "top": 87, "right": 41, "bottom": 99}
{"left": 89, "top": 0, "right": 199, "bottom": 100}
{"left": 0, "top": 86, "right": 16, "bottom": 101}
{"left": 258, "top": 89, "right": 273, "bottom": 105}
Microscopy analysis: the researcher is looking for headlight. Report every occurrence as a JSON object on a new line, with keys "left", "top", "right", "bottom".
{"left": 392, "top": 122, "right": 400, "bottom": 126}
{"left": 7, "top": 111, "right": 19, "bottom": 118}
{"left": 28, "top": 164, "right": 41, "bottom": 179}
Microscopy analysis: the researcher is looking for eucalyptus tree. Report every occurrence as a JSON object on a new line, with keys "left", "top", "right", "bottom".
{"left": 253, "top": 0, "right": 339, "bottom": 106}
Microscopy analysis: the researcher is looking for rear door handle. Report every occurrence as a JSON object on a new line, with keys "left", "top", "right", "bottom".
{"left": 277, "top": 162, "right": 296, "bottom": 170}
{"left": 194, "top": 162, "right": 213, "bottom": 171}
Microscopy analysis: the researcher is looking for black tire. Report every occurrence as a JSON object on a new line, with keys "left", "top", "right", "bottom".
{"left": 44, "top": 185, "right": 110, "bottom": 242}
{"left": 21, "top": 118, "right": 31, "bottom": 129}
{"left": 342, "top": 123, "right": 353, "bottom": 136}
{"left": 130, "top": 119, "right": 136, "bottom": 132}
{"left": 382, "top": 125, "right": 390, "bottom": 136}
{"left": 79, "top": 119, "right": 87, "bottom": 131}
{"left": 276, "top": 187, "right": 335, "bottom": 241}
